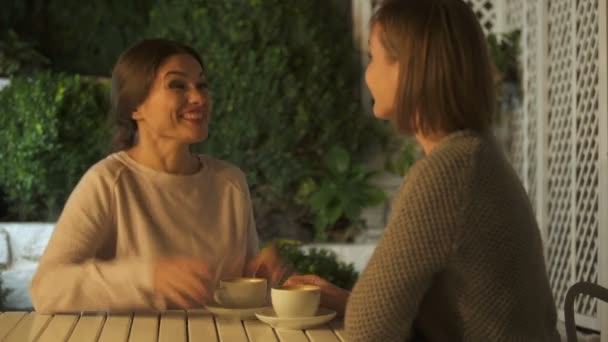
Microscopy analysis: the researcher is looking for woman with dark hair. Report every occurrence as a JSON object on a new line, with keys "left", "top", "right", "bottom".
{"left": 285, "top": 0, "right": 560, "bottom": 341}
{"left": 30, "top": 39, "right": 285, "bottom": 313}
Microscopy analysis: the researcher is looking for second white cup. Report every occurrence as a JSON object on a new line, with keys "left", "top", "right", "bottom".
{"left": 271, "top": 284, "right": 321, "bottom": 318}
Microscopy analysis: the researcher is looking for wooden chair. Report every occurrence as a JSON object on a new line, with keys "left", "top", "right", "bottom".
{"left": 564, "top": 281, "right": 608, "bottom": 342}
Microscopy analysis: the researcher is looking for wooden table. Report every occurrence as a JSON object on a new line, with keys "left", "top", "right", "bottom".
{"left": 0, "top": 310, "right": 347, "bottom": 342}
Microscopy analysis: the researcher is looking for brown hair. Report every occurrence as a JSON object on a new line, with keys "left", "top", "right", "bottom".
{"left": 371, "top": 0, "right": 495, "bottom": 135}
{"left": 109, "top": 38, "right": 206, "bottom": 152}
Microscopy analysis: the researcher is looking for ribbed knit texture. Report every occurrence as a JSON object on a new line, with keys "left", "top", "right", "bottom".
{"left": 345, "top": 130, "right": 559, "bottom": 341}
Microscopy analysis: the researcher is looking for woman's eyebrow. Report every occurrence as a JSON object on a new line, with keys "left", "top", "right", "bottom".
{"left": 164, "top": 71, "right": 205, "bottom": 78}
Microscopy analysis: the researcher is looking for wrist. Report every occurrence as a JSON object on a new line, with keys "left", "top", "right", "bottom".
{"left": 323, "top": 286, "right": 349, "bottom": 317}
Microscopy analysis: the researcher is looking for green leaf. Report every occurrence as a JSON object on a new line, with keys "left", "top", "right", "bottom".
{"left": 326, "top": 146, "right": 350, "bottom": 174}
{"left": 309, "top": 186, "right": 333, "bottom": 211}
{"left": 365, "top": 188, "right": 387, "bottom": 206}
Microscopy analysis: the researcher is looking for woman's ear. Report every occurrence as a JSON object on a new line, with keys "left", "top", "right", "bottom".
{"left": 132, "top": 108, "right": 143, "bottom": 121}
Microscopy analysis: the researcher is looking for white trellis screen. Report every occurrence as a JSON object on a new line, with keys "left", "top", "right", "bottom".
{"left": 497, "top": 0, "right": 608, "bottom": 334}
{"left": 352, "top": 0, "right": 608, "bottom": 335}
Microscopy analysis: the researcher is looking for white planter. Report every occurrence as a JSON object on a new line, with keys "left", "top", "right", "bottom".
{"left": 0, "top": 223, "right": 55, "bottom": 309}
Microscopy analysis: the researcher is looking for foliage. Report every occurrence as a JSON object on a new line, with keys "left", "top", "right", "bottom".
{"left": 148, "top": 0, "right": 387, "bottom": 241}
{"left": 487, "top": 30, "right": 521, "bottom": 86}
{"left": 298, "top": 146, "right": 386, "bottom": 241}
{"left": 0, "top": 30, "right": 50, "bottom": 76}
{"left": 44, "top": 0, "right": 154, "bottom": 75}
{"left": 0, "top": 1, "right": 27, "bottom": 33}
{"left": 486, "top": 30, "right": 522, "bottom": 124}
{"left": 0, "top": 0, "right": 154, "bottom": 76}
{"left": 274, "top": 240, "right": 358, "bottom": 290}
{"left": 384, "top": 136, "right": 418, "bottom": 177}
{"left": 0, "top": 72, "right": 110, "bottom": 221}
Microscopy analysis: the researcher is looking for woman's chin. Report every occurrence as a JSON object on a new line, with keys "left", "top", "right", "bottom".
{"left": 181, "top": 130, "right": 208, "bottom": 145}
{"left": 372, "top": 109, "right": 393, "bottom": 121}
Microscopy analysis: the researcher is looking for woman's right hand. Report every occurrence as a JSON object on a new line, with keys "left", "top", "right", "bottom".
{"left": 153, "top": 256, "right": 212, "bottom": 309}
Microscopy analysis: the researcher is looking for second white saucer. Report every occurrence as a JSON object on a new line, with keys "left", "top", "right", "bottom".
{"left": 255, "top": 307, "right": 337, "bottom": 330}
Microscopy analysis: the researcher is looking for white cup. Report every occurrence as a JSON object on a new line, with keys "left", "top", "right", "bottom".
{"left": 271, "top": 284, "right": 321, "bottom": 318}
{"left": 214, "top": 277, "right": 267, "bottom": 308}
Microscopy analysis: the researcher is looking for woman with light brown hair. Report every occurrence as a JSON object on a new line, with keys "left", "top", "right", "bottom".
{"left": 285, "top": 0, "right": 560, "bottom": 340}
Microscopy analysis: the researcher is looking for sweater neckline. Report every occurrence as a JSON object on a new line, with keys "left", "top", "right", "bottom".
{"left": 112, "top": 151, "right": 207, "bottom": 183}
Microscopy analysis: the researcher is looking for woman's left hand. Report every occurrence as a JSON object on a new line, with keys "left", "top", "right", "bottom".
{"left": 283, "top": 274, "right": 350, "bottom": 316}
{"left": 246, "top": 244, "right": 291, "bottom": 286}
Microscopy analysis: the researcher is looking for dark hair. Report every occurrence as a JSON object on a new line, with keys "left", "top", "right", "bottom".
{"left": 109, "top": 38, "right": 206, "bottom": 152}
{"left": 371, "top": 0, "right": 495, "bottom": 135}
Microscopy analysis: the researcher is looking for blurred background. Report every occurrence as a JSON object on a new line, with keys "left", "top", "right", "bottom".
{"left": 0, "top": 0, "right": 606, "bottom": 339}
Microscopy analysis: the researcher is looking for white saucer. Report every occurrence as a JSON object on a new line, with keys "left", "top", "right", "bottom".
{"left": 255, "top": 307, "right": 337, "bottom": 330}
{"left": 204, "top": 301, "right": 269, "bottom": 320}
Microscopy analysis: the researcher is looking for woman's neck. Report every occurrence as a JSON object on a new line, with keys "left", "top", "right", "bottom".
{"left": 126, "top": 135, "right": 199, "bottom": 175}
{"left": 415, "top": 131, "right": 447, "bottom": 155}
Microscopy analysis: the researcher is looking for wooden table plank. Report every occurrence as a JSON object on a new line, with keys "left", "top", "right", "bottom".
{"left": 274, "top": 329, "right": 310, "bottom": 342}
{"left": 97, "top": 313, "right": 132, "bottom": 342}
{"left": 187, "top": 310, "right": 218, "bottom": 342}
{"left": 4, "top": 312, "right": 51, "bottom": 342}
{"left": 37, "top": 314, "right": 79, "bottom": 342}
{"left": 243, "top": 319, "right": 278, "bottom": 342}
{"left": 329, "top": 321, "right": 347, "bottom": 342}
{"left": 215, "top": 317, "right": 248, "bottom": 342}
{"left": 67, "top": 313, "right": 106, "bottom": 342}
{"left": 158, "top": 311, "right": 186, "bottom": 342}
{"left": 306, "top": 326, "right": 341, "bottom": 342}
{"left": 0, "top": 312, "right": 28, "bottom": 339}
{"left": 128, "top": 313, "right": 159, "bottom": 342}
{"left": 3, "top": 311, "right": 344, "bottom": 342}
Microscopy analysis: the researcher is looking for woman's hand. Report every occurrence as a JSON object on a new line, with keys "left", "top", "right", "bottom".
{"left": 246, "top": 244, "right": 291, "bottom": 286}
{"left": 283, "top": 274, "right": 350, "bottom": 316}
{"left": 153, "top": 256, "right": 212, "bottom": 309}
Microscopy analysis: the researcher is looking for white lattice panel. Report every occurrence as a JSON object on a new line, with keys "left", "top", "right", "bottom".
{"left": 573, "top": 0, "right": 600, "bottom": 318}
{"left": 546, "top": 0, "right": 577, "bottom": 322}
{"left": 501, "top": 0, "right": 604, "bottom": 331}
{"left": 504, "top": 0, "right": 524, "bottom": 33}
{"left": 523, "top": 2, "right": 538, "bottom": 214}
{"left": 465, "top": 0, "right": 498, "bottom": 34}
{"left": 544, "top": 0, "right": 601, "bottom": 329}
{"left": 507, "top": 91, "right": 527, "bottom": 187}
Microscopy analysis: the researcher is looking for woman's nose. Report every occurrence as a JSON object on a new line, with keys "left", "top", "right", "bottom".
{"left": 188, "top": 88, "right": 208, "bottom": 105}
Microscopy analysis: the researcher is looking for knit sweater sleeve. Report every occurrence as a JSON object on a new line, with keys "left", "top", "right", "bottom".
{"left": 30, "top": 162, "right": 161, "bottom": 313}
{"left": 345, "top": 155, "right": 466, "bottom": 341}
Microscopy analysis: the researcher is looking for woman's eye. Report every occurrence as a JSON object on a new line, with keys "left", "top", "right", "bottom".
{"left": 169, "top": 81, "right": 186, "bottom": 90}
{"left": 196, "top": 82, "right": 209, "bottom": 90}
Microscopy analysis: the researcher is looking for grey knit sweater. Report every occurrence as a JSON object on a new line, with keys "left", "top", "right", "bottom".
{"left": 345, "top": 130, "right": 559, "bottom": 341}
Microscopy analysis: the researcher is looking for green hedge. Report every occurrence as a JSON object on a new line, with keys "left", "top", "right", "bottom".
{"left": 0, "top": 73, "right": 110, "bottom": 221}
{"left": 1, "top": 1, "right": 153, "bottom": 76}
{"left": 0, "top": 0, "right": 391, "bottom": 243}
{"left": 148, "top": 0, "right": 387, "bottom": 241}
{"left": 43, "top": 1, "right": 153, "bottom": 75}
{"left": 275, "top": 240, "right": 358, "bottom": 290}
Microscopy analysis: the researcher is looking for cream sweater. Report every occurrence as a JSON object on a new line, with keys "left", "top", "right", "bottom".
{"left": 345, "top": 130, "right": 559, "bottom": 341}
{"left": 30, "top": 152, "right": 259, "bottom": 313}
